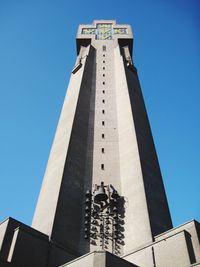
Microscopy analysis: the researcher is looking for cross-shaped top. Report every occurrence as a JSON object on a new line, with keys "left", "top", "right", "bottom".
{"left": 76, "top": 20, "right": 133, "bottom": 55}
{"left": 77, "top": 20, "right": 132, "bottom": 41}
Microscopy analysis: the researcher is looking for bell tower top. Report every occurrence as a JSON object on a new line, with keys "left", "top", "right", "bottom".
{"left": 76, "top": 20, "right": 133, "bottom": 54}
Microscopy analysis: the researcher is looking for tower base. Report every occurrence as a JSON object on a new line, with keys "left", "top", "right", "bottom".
{"left": 0, "top": 217, "right": 200, "bottom": 266}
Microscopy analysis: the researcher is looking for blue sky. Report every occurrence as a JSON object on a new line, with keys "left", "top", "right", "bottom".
{"left": 0, "top": 0, "right": 199, "bottom": 228}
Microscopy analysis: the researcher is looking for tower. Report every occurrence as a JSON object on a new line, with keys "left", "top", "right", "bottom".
{"left": 0, "top": 20, "right": 199, "bottom": 267}
{"left": 32, "top": 19, "right": 172, "bottom": 255}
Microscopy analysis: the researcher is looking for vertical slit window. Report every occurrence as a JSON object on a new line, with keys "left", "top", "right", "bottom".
{"left": 102, "top": 90, "right": 105, "bottom": 94}
{"left": 101, "top": 148, "right": 105, "bottom": 153}
{"left": 102, "top": 134, "right": 105, "bottom": 139}
{"left": 102, "top": 99, "right": 105, "bottom": 103}
{"left": 101, "top": 164, "right": 104, "bottom": 170}
{"left": 102, "top": 121, "right": 105, "bottom": 126}
{"left": 102, "top": 110, "right": 105, "bottom": 114}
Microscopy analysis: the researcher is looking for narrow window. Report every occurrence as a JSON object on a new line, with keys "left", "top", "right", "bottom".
{"left": 102, "top": 90, "right": 105, "bottom": 94}
{"left": 102, "top": 99, "right": 105, "bottom": 103}
{"left": 103, "top": 45, "right": 106, "bottom": 51}
{"left": 103, "top": 61, "right": 105, "bottom": 63}
{"left": 102, "top": 121, "right": 105, "bottom": 126}
{"left": 102, "top": 110, "right": 105, "bottom": 114}
{"left": 101, "top": 164, "right": 104, "bottom": 170}
{"left": 103, "top": 54, "right": 105, "bottom": 57}
{"left": 103, "top": 81, "right": 105, "bottom": 85}
{"left": 103, "top": 67, "right": 105, "bottom": 70}
{"left": 102, "top": 133, "right": 105, "bottom": 139}
{"left": 101, "top": 148, "right": 105, "bottom": 153}
{"left": 103, "top": 74, "right": 105, "bottom": 77}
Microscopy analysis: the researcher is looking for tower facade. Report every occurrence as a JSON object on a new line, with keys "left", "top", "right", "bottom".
{"left": 0, "top": 20, "right": 199, "bottom": 267}
{"left": 32, "top": 20, "right": 172, "bottom": 255}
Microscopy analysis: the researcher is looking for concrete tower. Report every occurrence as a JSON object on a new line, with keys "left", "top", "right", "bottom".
{"left": 0, "top": 20, "right": 199, "bottom": 267}
{"left": 32, "top": 19, "right": 172, "bottom": 256}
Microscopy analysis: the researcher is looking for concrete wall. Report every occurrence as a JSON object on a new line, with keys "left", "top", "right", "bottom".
{"left": 154, "top": 220, "right": 200, "bottom": 265}
{"left": 60, "top": 251, "right": 137, "bottom": 267}
{"left": 60, "top": 252, "right": 95, "bottom": 267}
{"left": 115, "top": 43, "right": 153, "bottom": 253}
{"left": 121, "top": 46, "right": 172, "bottom": 238}
{"left": 32, "top": 44, "right": 96, "bottom": 256}
{"left": 50, "top": 45, "right": 96, "bottom": 254}
{"left": 123, "top": 220, "right": 200, "bottom": 267}
{"left": 0, "top": 217, "right": 48, "bottom": 263}
{"left": 0, "top": 217, "right": 76, "bottom": 267}
{"left": 7, "top": 226, "right": 48, "bottom": 267}
{"left": 154, "top": 230, "right": 191, "bottom": 266}
{"left": 0, "top": 218, "right": 10, "bottom": 259}
{"left": 0, "top": 218, "right": 49, "bottom": 267}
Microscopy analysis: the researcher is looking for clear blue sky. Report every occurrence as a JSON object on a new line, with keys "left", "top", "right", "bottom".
{"left": 0, "top": 0, "right": 199, "bottom": 228}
